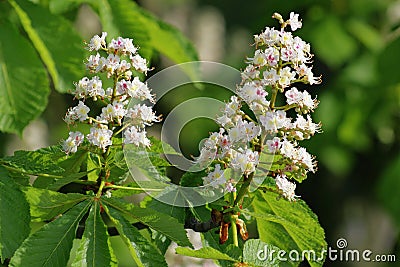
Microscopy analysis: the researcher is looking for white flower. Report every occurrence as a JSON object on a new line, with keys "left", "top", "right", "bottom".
{"left": 241, "top": 64, "right": 260, "bottom": 81}
{"left": 105, "top": 54, "right": 120, "bottom": 77}
{"left": 237, "top": 82, "right": 268, "bottom": 104}
{"left": 293, "top": 147, "right": 316, "bottom": 172}
{"left": 123, "top": 126, "right": 150, "bottom": 147}
{"left": 86, "top": 76, "right": 105, "bottom": 100}
{"left": 126, "top": 104, "right": 159, "bottom": 127}
{"left": 281, "top": 47, "right": 295, "bottom": 62}
{"left": 131, "top": 54, "right": 149, "bottom": 73}
{"left": 86, "top": 53, "right": 102, "bottom": 72}
{"left": 87, "top": 127, "right": 113, "bottom": 152}
{"left": 108, "top": 37, "right": 138, "bottom": 55}
{"left": 74, "top": 101, "right": 90, "bottom": 121}
{"left": 74, "top": 77, "right": 90, "bottom": 99}
{"left": 255, "top": 27, "right": 280, "bottom": 46}
{"left": 285, "top": 87, "right": 303, "bottom": 105}
{"left": 278, "top": 67, "right": 296, "bottom": 88}
{"left": 280, "top": 139, "right": 296, "bottom": 158}
{"left": 99, "top": 101, "right": 127, "bottom": 124}
{"left": 202, "top": 164, "right": 226, "bottom": 188}
{"left": 263, "top": 68, "right": 279, "bottom": 86}
{"left": 64, "top": 109, "right": 77, "bottom": 124}
{"left": 230, "top": 149, "right": 259, "bottom": 174}
{"left": 116, "top": 60, "right": 132, "bottom": 74}
{"left": 288, "top": 12, "right": 302, "bottom": 31}
{"left": 265, "top": 47, "right": 280, "bottom": 66}
{"left": 280, "top": 31, "right": 293, "bottom": 46}
{"left": 259, "top": 110, "right": 291, "bottom": 132}
{"left": 301, "top": 91, "right": 317, "bottom": 110}
{"left": 120, "top": 77, "right": 153, "bottom": 102}
{"left": 196, "top": 147, "right": 216, "bottom": 167}
{"left": 216, "top": 114, "right": 233, "bottom": 128}
{"left": 62, "top": 131, "right": 84, "bottom": 154}
{"left": 266, "top": 137, "right": 281, "bottom": 153}
{"left": 87, "top": 32, "right": 107, "bottom": 51}
{"left": 242, "top": 120, "right": 261, "bottom": 142}
{"left": 252, "top": 50, "right": 267, "bottom": 66}
{"left": 276, "top": 174, "right": 298, "bottom": 201}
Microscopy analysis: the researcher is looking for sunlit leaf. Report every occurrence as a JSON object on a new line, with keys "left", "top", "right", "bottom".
{"left": 251, "top": 191, "right": 326, "bottom": 267}
{"left": 9, "top": 0, "right": 86, "bottom": 92}
{"left": 0, "top": 21, "right": 49, "bottom": 135}
{"left": 22, "top": 186, "right": 88, "bottom": 222}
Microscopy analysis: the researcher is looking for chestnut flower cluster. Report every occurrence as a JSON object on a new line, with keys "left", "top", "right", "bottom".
{"left": 62, "top": 32, "right": 159, "bottom": 154}
{"left": 197, "top": 12, "right": 321, "bottom": 201}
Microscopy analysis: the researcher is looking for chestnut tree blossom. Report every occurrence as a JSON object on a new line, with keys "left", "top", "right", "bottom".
{"left": 198, "top": 12, "right": 322, "bottom": 200}
{"left": 62, "top": 32, "right": 159, "bottom": 154}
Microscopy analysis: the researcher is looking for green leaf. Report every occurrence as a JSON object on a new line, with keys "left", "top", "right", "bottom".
{"left": 0, "top": 166, "right": 30, "bottom": 260}
{"left": 378, "top": 37, "right": 400, "bottom": 86}
{"left": 201, "top": 231, "right": 242, "bottom": 267}
{"left": 377, "top": 155, "right": 400, "bottom": 227}
{"left": 140, "top": 196, "right": 185, "bottom": 224}
{"left": 10, "top": 199, "right": 92, "bottom": 267}
{"left": 0, "top": 21, "right": 49, "bottom": 135}
{"left": 9, "top": 0, "right": 86, "bottom": 92}
{"left": 3, "top": 146, "right": 89, "bottom": 190}
{"left": 175, "top": 247, "right": 237, "bottom": 262}
{"left": 71, "top": 201, "right": 117, "bottom": 267}
{"left": 180, "top": 170, "right": 207, "bottom": 187}
{"left": 103, "top": 204, "right": 167, "bottom": 267}
{"left": 243, "top": 239, "right": 281, "bottom": 267}
{"left": 22, "top": 186, "right": 88, "bottom": 222}
{"left": 346, "top": 19, "right": 383, "bottom": 53}
{"left": 251, "top": 191, "right": 327, "bottom": 267}
{"left": 147, "top": 136, "right": 180, "bottom": 156}
{"left": 87, "top": 152, "right": 102, "bottom": 182}
{"left": 102, "top": 198, "right": 191, "bottom": 247}
{"left": 310, "top": 15, "right": 357, "bottom": 68}
{"left": 94, "top": 0, "right": 198, "bottom": 64}
{"left": 2, "top": 147, "right": 65, "bottom": 176}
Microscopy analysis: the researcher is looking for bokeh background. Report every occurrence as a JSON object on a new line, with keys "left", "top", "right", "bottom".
{"left": 1, "top": 0, "right": 399, "bottom": 266}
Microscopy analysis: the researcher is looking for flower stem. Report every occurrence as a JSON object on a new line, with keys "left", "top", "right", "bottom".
{"left": 104, "top": 184, "right": 163, "bottom": 191}
{"left": 96, "top": 180, "right": 106, "bottom": 198}
{"left": 230, "top": 216, "right": 239, "bottom": 247}
{"left": 233, "top": 173, "right": 254, "bottom": 207}
{"left": 270, "top": 87, "right": 278, "bottom": 109}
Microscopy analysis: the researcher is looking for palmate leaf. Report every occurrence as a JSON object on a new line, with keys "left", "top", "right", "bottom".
{"left": 103, "top": 204, "right": 167, "bottom": 267}
{"left": 22, "top": 186, "right": 88, "bottom": 222}
{"left": 250, "top": 191, "right": 327, "bottom": 267}
{"left": 0, "top": 20, "right": 49, "bottom": 135}
{"left": 9, "top": 199, "right": 92, "bottom": 267}
{"left": 71, "top": 201, "right": 117, "bottom": 267}
{"left": 9, "top": 0, "right": 86, "bottom": 93}
{"left": 101, "top": 198, "right": 191, "bottom": 247}
{"left": 0, "top": 167, "right": 30, "bottom": 261}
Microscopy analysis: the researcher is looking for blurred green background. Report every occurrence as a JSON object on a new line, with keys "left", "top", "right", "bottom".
{"left": 1, "top": 0, "right": 399, "bottom": 266}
